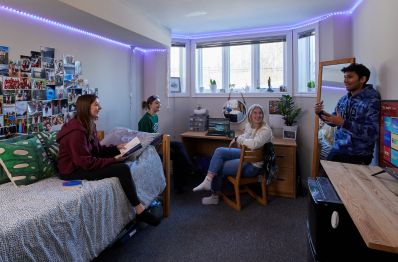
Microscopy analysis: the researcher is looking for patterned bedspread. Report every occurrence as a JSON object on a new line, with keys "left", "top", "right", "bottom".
{"left": 0, "top": 145, "right": 165, "bottom": 262}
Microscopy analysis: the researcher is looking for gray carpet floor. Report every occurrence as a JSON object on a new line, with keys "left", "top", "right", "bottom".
{"left": 95, "top": 189, "right": 309, "bottom": 262}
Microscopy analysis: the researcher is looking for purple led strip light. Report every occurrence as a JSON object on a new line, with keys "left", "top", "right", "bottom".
{"left": 172, "top": 0, "right": 363, "bottom": 39}
{"left": 0, "top": 5, "right": 166, "bottom": 52}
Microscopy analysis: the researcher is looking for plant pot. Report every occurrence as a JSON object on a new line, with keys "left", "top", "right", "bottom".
{"left": 283, "top": 125, "right": 298, "bottom": 140}
{"left": 308, "top": 87, "right": 316, "bottom": 93}
{"left": 210, "top": 84, "right": 217, "bottom": 93}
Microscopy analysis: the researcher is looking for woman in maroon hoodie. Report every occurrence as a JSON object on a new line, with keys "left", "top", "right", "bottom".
{"left": 57, "top": 94, "right": 160, "bottom": 226}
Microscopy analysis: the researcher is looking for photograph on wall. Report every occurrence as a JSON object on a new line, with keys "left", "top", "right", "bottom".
{"left": 74, "top": 60, "right": 82, "bottom": 77}
{"left": 29, "top": 112, "right": 43, "bottom": 125}
{"left": 46, "top": 87, "right": 56, "bottom": 100}
{"left": 7, "top": 61, "right": 19, "bottom": 77}
{"left": 0, "top": 96, "right": 2, "bottom": 114}
{"left": 20, "top": 55, "right": 31, "bottom": 73}
{"left": 51, "top": 114, "right": 64, "bottom": 131}
{"left": 42, "top": 116, "right": 51, "bottom": 131}
{"left": 169, "top": 77, "right": 181, "bottom": 93}
{"left": 51, "top": 99, "right": 62, "bottom": 115}
{"left": 64, "top": 65, "right": 75, "bottom": 81}
{"left": 32, "top": 89, "right": 46, "bottom": 100}
{"left": 3, "top": 90, "right": 15, "bottom": 105}
{"left": 41, "top": 46, "right": 55, "bottom": 68}
{"left": 68, "top": 103, "right": 76, "bottom": 112}
{"left": 67, "top": 88, "right": 82, "bottom": 103}
{"left": 42, "top": 100, "right": 52, "bottom": 117}
{"left": 16, "top": 101, "right": 28, "bottom": 117}
{"left": 16, "top": 90, "right": 32, "bottom": 101}
{"left": 45, "top": 69, "right": 55, "bottom": 85}
{"left": 63, "top": 55, "right": 75, "bottom": 67}
{"left": 0, "top": 46, "right": 9, "bottom": 65}
{"left": 64, "top": 112, "right": 75, "bottom": 123}
{"left": 31, "top": 67, "right": 46, "bottom": 78}
{"left": 0, "top": 125, "right": 17, "bottom": 136}
{"left": 0, "top": 115, "right": 3, "bottom": 127}
{"left": 28, "top": 101, "right": 43, "bottom": 115}
{"left": 4, "top": 77, "right": 19, "bottom": 89}
{"left": 32, "top": 78, "right": 46, "bottom": 90}
{"left": 0, "top": 64, "right": 7, "bottom": 76}
{"left": 379, "top": 100, "right": 398, "bottom": 169}
{"left": 19, "top": 77, "right": 31, "bottom": 90}
{"left": 30, "top": 51, "right": 41, "bottom": 68}
{"left": 269, "top": 100, "right": 281, "bottom": 114}
{"left": 55, "top": 86, "right": 67, "bottom": 99}
{"left": 3, "top": 106, "right": 16, "bottom": 126}
{"left": 55, "top": 59, "right": 64, "bottom": 75}
{"left": 16, "top": 118, "right": 28, "bottom": 133}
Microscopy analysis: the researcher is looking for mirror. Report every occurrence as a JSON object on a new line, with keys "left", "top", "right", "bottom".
{"left": 222, "top": 99, "right": 247, "bottom": 123}
{"left": 311, "top": 57, "right": 355, "bottom": 178}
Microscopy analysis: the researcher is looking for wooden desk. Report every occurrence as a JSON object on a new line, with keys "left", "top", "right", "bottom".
{"left": 321, "top": 160, "right": 398, "bottom": 254}
{"left": 181, "top": 131, "right": 297, "bottom": 198}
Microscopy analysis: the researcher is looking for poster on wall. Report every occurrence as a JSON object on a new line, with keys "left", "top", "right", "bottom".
{"left": 379, "top": 100, "right": 398, "bottom": 170}
{"left": 40, "top": 46, "right": 55, "bottom": 69}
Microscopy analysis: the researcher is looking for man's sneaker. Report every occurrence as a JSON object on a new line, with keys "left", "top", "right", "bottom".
{"left": 202, "top": 194, "right": 219, "bottom": 205}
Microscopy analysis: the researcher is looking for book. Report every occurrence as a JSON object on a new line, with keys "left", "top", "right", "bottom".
{"left": 62, "top": 180, "right": 82, "bottom": 189}
{"left": 116, "top": 137, "right": 142, "bottom": 159}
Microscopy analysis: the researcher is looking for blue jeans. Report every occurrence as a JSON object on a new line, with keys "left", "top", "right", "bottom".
{"left": 209, "top": 147, "right": 261, "bottom": 192}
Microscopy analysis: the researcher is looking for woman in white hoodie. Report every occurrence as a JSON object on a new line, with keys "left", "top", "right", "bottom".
{"left": 193, "top": 104, "right": 272, "bottom": 205}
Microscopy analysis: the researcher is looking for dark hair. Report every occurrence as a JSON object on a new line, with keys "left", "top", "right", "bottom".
{"left": 341, "top": 63, "right": 370, "bottom": 84}
{"left": 142, "top": 95, "right": 160, "bottom": 110}
{"left": 76, "top": 94, "right": 97, "bottom": 140}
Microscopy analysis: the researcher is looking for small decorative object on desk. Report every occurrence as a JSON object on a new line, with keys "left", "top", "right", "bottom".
{"left": 267, "top": 76, "right": 274, "bottom": 92}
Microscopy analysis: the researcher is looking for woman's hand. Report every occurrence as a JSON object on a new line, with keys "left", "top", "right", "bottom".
{"left": 117, "top": 143, "right": 127, "bottom": 150}
{"left": 229, "top": 137, "right": 240, "bottom": 148}
{"left": 114, "top": 155, "right": 127, "bottom": 161}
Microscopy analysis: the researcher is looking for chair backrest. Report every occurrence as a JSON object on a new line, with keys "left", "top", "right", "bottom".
{"left": 237, "top": 145, "right": 264, "bottom": 180}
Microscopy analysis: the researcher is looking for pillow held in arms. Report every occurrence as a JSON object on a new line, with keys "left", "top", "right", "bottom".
{"left": 0, "top": 137, "right": 56, "bottom": 186}
{"left": 101, "top": 127, "right": 162, "bottom": 160}
{"left": 34, "top": 131, "right": 59, "bottom": 164}
{"left": 0, "top": 134, "right": 34, "bottom": 185}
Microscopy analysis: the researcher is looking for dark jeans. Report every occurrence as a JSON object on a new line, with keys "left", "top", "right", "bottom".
{"left": 327, "top": 149, "right": 373, "bottom": 165}
{"left": 170, "top": 141, "right": 194, "bottom": 189}
{"left": 59, "top": 163, "right": 140, "bottom": 206}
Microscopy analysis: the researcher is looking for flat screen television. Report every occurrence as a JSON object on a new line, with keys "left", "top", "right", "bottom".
{"left": 379, "top": 100, "right": 398, "bottom": 178}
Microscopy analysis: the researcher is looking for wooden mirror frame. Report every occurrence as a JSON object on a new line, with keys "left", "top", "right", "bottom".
{"left": 311, "top": 57, "right": 356, "bottom": 178}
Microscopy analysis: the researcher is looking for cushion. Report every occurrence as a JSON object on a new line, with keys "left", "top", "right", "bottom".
{"left": 34, "top": 131, "right": 59, "bottom": 164}
{"left": 0, "top": 137, "right": 56, "bottom": 186}
{"left": 0, "top": 134, "right": 34, "bottom": 185}
{"left": 101, "top": 127, "right": 162, "bottom": 160}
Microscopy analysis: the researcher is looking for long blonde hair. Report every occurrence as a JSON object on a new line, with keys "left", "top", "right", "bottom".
{"left": 247, "top": 104, "right": 266, "bottom": 136}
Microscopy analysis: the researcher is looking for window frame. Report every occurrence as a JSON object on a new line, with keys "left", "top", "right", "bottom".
{"left": 293, "top": 24, "right": 319, "bottom": 97}
{"left": 168, "top": 39, "right": 190, "bottom": 97}
{"left": 190, "top": 31, "right": 293, "bottom": 98}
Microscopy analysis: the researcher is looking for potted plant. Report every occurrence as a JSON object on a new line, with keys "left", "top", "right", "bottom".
{"left": 277, "top": 94, "right": 301, "bottom": 140}
{"left": 210, "top": 79, "right": 217, "bottom": 92}
{"left": 307, "top": 80, "right": 316, "bottom": 92}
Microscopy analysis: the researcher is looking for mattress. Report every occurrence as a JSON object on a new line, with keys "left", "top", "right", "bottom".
{"left": 0, "top": 145, "right": 165, "bottom": 262}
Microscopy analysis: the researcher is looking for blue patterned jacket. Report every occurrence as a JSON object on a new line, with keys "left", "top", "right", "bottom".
{"left": 331, "top": 84, "right": 380, "bottom": 156}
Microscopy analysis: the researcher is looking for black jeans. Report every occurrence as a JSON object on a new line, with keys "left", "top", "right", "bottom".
{"left": 59, "top": 163, "right": 140, "bottom": 206}
{"left": 327, "top": 149, "right": 373, "bottom": 165}
{"left": 170, "top": 141, "right": 194, "bottom": 189}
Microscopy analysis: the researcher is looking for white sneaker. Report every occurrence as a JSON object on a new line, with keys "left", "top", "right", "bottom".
{"left": 202, "top": 194, "right": 219, "bottom": 205}
{"left": 193, "top": 178, "right": 211, "bottom": 192}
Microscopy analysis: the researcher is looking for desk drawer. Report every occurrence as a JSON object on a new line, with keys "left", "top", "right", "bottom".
{"left": 268, "top": 166, "right": 295, "bottom": 198}
{"left": 274, "top": 145, "right": 295, "bottom": 168}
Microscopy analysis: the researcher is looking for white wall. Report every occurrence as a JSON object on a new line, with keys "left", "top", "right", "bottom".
{"left": 352, "top": 0, "right": 398, "bottom": 99}
{"left": 0, "top": 8, "right": 136, "bottom": 132}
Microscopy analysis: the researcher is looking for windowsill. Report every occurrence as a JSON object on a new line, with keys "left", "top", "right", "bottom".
{"left": 168, "top": 92, "right": 190, "bottom": 98}
{"left": 192, "top": 90, "right": 291, "bottom": 98}
{"left": 294, "top": 92, "right": 317, "bottom": 97}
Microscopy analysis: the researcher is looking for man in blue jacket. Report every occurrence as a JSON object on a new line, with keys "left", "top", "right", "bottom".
{"left": 315, "top": 63, "right": 380, "bottom": 165}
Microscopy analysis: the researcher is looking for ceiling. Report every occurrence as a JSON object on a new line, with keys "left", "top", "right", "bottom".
{"left": 126, "top": 0, "right": 359, "bottom": 37}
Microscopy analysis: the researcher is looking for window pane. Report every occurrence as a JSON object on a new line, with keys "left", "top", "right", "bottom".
{"left": 259, "top": 42, "right": 284, "bottom": 90}
{"left": 198, "top": 47, "right": 222, "bottom": 90}
{"left": 229, "top": 45, "right": 251, "bottom": 90}
{"left": 297, "top": 31, "right": 316, "bottom": 93}
{"left": 170, "top": 46, "right": 186, "bottom": 93}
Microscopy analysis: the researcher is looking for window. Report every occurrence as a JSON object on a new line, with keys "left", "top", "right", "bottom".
{"left": 295, "top": 28, "right": 317, "bottom": 94}
{"left": 195, "top": 36, "right": 287, "bottom": 94}
{"left": 170, "top": 43, "right": 186, "bottom": 93}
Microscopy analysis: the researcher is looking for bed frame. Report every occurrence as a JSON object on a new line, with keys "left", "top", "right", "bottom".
{"left": 161, "top": 134, "right": 170, "bottom": 217}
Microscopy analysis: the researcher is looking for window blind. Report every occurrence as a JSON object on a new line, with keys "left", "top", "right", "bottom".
{"left": 298, "top": 30, "right": 315, "bottom": 39}
{"left": 196, "top": 36, "right": 286, "bottom": 49}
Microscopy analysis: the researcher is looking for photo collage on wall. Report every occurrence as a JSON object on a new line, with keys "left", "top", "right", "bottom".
{"left": 380, "top": 100, "right": 398, "bottom": 168}
{"left": 0, "top": 45, "right": 98, "bottom": 136}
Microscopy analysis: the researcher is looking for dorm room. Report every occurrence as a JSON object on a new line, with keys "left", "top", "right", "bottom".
{"left": 0, "top": 0, "right": 397, "bottom": 261}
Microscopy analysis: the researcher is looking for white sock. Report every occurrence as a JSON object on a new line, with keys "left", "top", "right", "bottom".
{"left": 193, "top": 177, "right": 212, "bottom": 192}
{"left": 202, "top": 194, "right": 219, "bottom": 205}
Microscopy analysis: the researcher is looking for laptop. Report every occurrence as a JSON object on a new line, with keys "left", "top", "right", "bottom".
{"left": 207, "top": 118, "right": 230, "bottom": 136}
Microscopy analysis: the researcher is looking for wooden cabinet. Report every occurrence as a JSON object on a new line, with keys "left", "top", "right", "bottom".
{"left": 268, "top": 138, "right": 297, "bottom": 198}
{"left": 180, "top": 132, "right": 297, "bottom": 198}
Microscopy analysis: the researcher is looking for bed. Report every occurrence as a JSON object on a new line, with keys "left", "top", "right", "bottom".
{"left": 0, "top": 131, "right": 170, "bottom": 262}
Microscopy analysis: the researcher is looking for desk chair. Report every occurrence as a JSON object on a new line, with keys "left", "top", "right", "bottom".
{"left": 222, "top": 144, "right": 274, "bottom": 211}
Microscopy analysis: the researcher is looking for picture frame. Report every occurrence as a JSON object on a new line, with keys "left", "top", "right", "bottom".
{"left": 169, "top": 77, "right": 181, "bottom": 93}
{"left": 379, "top": 100, "right": 398, "bottom": 169}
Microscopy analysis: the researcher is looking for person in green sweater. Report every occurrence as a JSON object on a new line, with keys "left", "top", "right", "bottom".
{"left": 139, "top": 95, "right": 196, "bottom": 193}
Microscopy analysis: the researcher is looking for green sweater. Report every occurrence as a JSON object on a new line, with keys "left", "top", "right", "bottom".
{"left": 138, "top": 112, "right": 159, "bottom": 133}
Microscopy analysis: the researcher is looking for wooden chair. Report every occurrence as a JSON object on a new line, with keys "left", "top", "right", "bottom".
{"left": 221, "top": 145, "right": 268, "bottom": 211}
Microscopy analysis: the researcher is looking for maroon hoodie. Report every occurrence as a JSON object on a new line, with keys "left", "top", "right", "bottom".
{"left": 56, "top": 118, "right": 119, "bottom": 175}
